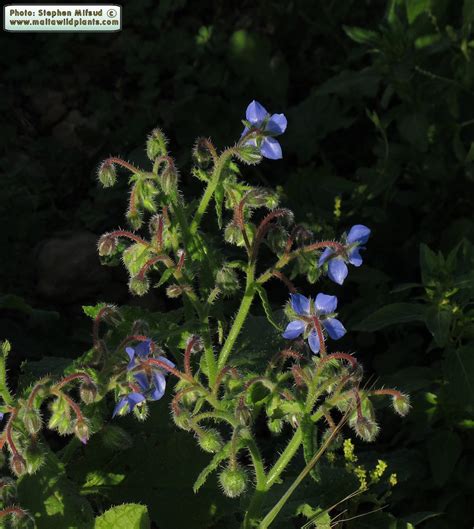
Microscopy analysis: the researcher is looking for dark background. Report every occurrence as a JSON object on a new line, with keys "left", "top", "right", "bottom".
{"left": 1, "top": 1, "right": 474, "bottom": 528}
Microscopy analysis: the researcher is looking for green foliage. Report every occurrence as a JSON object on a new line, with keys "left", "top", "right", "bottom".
{"left": 93, "top": 504, "right": 150, "bottom": 529}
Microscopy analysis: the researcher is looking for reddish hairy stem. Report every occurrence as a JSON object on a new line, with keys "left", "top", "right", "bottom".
{"left": 319, "top": 352, "right": 357, "bottom": 369}
{"left": 213, "top": 366, "right": 239, "bottom": 395}
{"left": 5, "top": 409, "right": 22, "bottom": 459}
{"left": 27, "top": 378, "right": 50, "bottom": 408}
{"left": 136, "top": 254, "right": 174, "bottom": 280}
{"left": 299, "top": 241, "right": 344, "bottom": 254}
{"left": 252, "top": 209, "right": 291, "bottom": 261}
{"left": 171, "top": 386, "right": 197, "bottom": 415}
{"left": 107, "top": 230, "right": 150, "bottom": 246}
{"left": 353, "top": 389, "right": 363, "bottom": 420}
{"left": 115, "top": 334, "right": 153, "bottom": 354}
{"left": 129, "top": 185, "right": 138, "bottom": 214}
{"left": 53, "top": 391, "right": 84, "bottom": 422}
{"left": 369, "top": 389, "right": 404, "bottom": 398}
{"left": 0, "top": 507, "right": 26, "bottom": 518}
{"left": 184, "top": 336, "right": 199, "bottom": 378}
{"left": 145, "top": 359, "right": 193, "bottom": 382}
{"left": 53, "top": 372, "right": 93, "bottom": 391}
{"left": 272, "top": 271, "right": 296, "bottom": 293}
{"left": 154, "top": 215, "right": 164, "bottom": 250}
{"left": 312, "top": 316, "right": 327, "bottom": 356}
{"left": 104, "top": 157, "right": 141, "bottom": 174}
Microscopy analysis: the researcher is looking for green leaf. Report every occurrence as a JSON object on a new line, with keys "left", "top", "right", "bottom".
{"left": 425, "top": 306, "right": 452, "bottom": 346}
{"left": 402, "top": 511, "right": 442, "bottom": 526}
{"left": 343, "top": 25, "right": 379, "bottom": 45}
{"left": 405, "top": 0, "right": 431, "bottom": 24}
{"left": 122, "top": 243, "right": 153, "bottom": 276}
{"left": 94, "top": 504, "right": 150, "bottom": 529}
{"left": 82, "top": 302, "right": 108, "bottom": 319}
{"left": 419, "top": 243, "right": 442, "bottom": 285}
{"left": 155, "top": 268, "right": 173, "bottom": 288}
{"left": 353, "top": 303, "right": 426, "bottom": 332}
{"left": 427, "top": 430, "right": 462, "bottom": 486}
{"left": 193, "top": 443, "right": 230, "bottom": 493}
{"left": 256, "top": 285, "right": 283, "bottom": 331}
{"left": 18, "top": 451, "right": 94, "bottom": 529}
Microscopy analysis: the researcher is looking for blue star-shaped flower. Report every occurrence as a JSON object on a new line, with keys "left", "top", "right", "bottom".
{"left": 241, "top": 100, "right": 287, "bottom": 160}
{"left": 319, "top": 225, "right": 371, "bottom": 285}
{"left": 113, "top": 392, "right": 146, "bottom": 417}
{"left": 282, "top": 293, "right": 346, "bottom": 354}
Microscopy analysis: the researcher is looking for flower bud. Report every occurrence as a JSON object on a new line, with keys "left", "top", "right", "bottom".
{"left": 354, "top": 417, "right": 379, "bottom": 442}
{"left": 97, "top": 234, "right": 118, "bottom": 256}
{"left": 133, "top": 401, "right": 149, "bottom": 421}
{"left": 24, "top": 442, "right": 46, "bottom": 474}
{"left": 129, "top": 276, "right": 150, "bottom": 296}
{"left": 267, "top": 417, "right": 283, "bottom": 434}
{"left": 126, "top": 209, "right": 143, "bottom": 230}
{"left": 218, "top": 466, "right": 248, "bottom": 498}
{"left": 74, "top": 420, "right": 90, "bottom": 444}
{"left": 266, "top": 225, "right": 288, "bottom": 253}
{"left": 166, "top": 284, "right": 183, "bottom": 298}
{"left": 235, "top": 144, "right": 262, "bottom": 165}
{"left": 0, "top": 477, "right": 17, "bottom": 503}
{"left": 79, "top": 381, "right": 98, "bottom": 404}
{"left": 22, "top": 408, "right": 42, "bottom": 435}
{"left": 97, "top": 161, "right": 117, "bottom": 187}
{"left": 161, "top": 167, "right": 178, "bottom": 195}
{"left": 10, "top": 512, "right": 36, "bottom": 529}
{"left": 172, "top": 411, "right": 192, "bottom": 431}
{"left": 215, "top": 266, "right": 240, "bottom": 296}
{"left": 193, "top": 138, "right": 213, "bottom": 169}
{"left": 235, "top": 405, "right": 252, "bottom": 426}
{"left": 10, "top": 454, "right": 27, "bottom": 477}
{"left": 48, "top": 397, "right": 73, "bottom": 435}
{"left": 146, "top": 128, "right": 168, "bottom": 160}
{"left": 197, "top": 429, "right": 223, "bottom": 454}
{"left": 392, "top": 393, "right": 411, "bottom": 417}
{"left": 101, "top": 424, "right": 133, "bottom": 451}
{"left": 137, "top": 181, "right": 158, "bottom": 213}
{"left": 102, "top": 305, "right": 123, "bottom": 327}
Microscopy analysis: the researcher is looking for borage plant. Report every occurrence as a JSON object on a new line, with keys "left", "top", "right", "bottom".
{"left": 0, "top": 100, "right": 410, "bottom": 529}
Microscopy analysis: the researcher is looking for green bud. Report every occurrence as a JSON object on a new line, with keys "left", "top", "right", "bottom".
{"left": 172, "top": 411, "right": 192, "bottom": 431}
{"left": 97, "top": 161, "right": 117, "bottom": 187}
{"left": 235, "top": 405, "right": 252, "bottom": 426}
{"left": 133, "top": 401, "right": 148, "bottom": 421}
{"left": 354, "top": 417, "right": 379, "bottom": 442}
{"left": 166, "top": 284, "right": 183, "bottom": 298}
{"left": 21, "top": 407, "right": 42, "bottom": 435}
{"left": 10, "top": 454, "right": 27, "bottom": 477}
{"left": 1, "top": 339, "right": 11, "bottom": 357}
{"left": 0, "top": 477, "right": 17, "bottom": 503}
{"left": 137, "top": 181, "right": 159, "bottom": 213}
{"left": 129, "top": 276, "right": 150, "bottom": 296}
{"left": 161, "top": 167, "right": 178, "bottom": 195}
{"left": 146, "top": 128, "right": 168, "bottom": 160}
{"left": 215, "top": 266, "right": 240, "bottom": 296}
{"left": 266, "top": 225, "right": 288, "bottom": 253}
{"left": 10, "top": 512, "right": 36, "bottom": 529}
{"left": 392, "top": 393, "right": 411, "bottom": 417}
{"left": 219, "top": 466, "right": 248, "bottom": 498}
{"left": 74, "top": 420, "right": 90, "bottom": 444}
{"left": 193, "top": 138, "right": 214, "bottom": 169}
{"left": 101, "top": 424, "right": 133, "bottom": 451}
{"left": 197, "top": 429, "right": 223, "bottom": 454}
{"left": 267, "top": 417, "right": 284, "bottom": 434}
{"left": 48, "top": 397, "right": 73, "bottom": 435}
{"left": 97, "top": 234, "right": 118, "bottom": 256}
{"left": 235, "top": 144, "right": 262, "bottom": 165}
{"left": 79, "top": 381, "right": 98, "bottom": 404}
{"left": 224, "top": 222, "right": 243, "bottom": 246}
{"left": 102, "top": 305, "right": 123, "bottom": 327}
{"left": 24, "top": 442, "right": 46, "bottom": 474}
{"left": 126, "top": 209, "right": 143, "bottom": 230}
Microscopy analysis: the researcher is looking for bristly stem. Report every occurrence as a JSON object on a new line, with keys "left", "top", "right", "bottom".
{"left": 243, "top": 437, "right": 268, "bottom": 529}
{"left": 190, "top": 148, "right": 233, "bottom": 235}
{"left": 217, "top": 263, "right": 256, "bottom": 370}
{"left": 104, "top": 157, "right": 142, "bottom": 175}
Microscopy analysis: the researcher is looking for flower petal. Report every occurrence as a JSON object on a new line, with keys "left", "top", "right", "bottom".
{"left": 290, "top": 293, "right": 310, "bottom": 315}
{"left": 261, "top": 137, "right": 282, "bottom": 160}
{"left": 315, "top": 293, "right": 338, "bottom": 314}
{"left": 150, "top": 372, "right": 166, "bottom": 401}
{"left": 112, "top": 397, "right": 129, "bottom": 417}
{"left": 127, "top": 392, "right": 145, "bottom": 410}
{"left": 246, "top": 100, "right": 268, "bottom": 124}
{"left": 135, "top": 340, "right": 151, "bottom": 357}
{"left": 134, "top": 372, "right": 149, "bottom": 392}
{"left": 318, "top": 247, "right": 334, "bottom": 266}
{"left": 346, "top": 225, "right": 371, "bottom": 244}
{"left": 308, "top": 330, "right": 320, "bottom": 354}
{"left": 348, "top": 247, "right": 363, "bottom": 267}
{"left": 282, "top": 320, "right": 305, "bottom": 339}
{"left": 328, "top": 258, "right": 348, "bottom": 285}
{"left": 323, "top": 318, "right": 346, "bottom": 340}
{"left": 125, "top": 347, "right": 135, "bottom": 361}
{"left": 266, "top": 113, "right": 287, "bottom": 135}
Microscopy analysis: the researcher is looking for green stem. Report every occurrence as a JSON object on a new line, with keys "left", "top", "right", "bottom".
{"left": 243, "top": 437, "right": 268, "bottom": 529}
{"left": 258, "top": 416, "right": 346, "bottom": 529}
{"left": 0, "top": 356, "right": 13, "bottom": 406}
{"left": 217, "top": 264, "right": 256, "bottom": 370}
{"left": 265, "top": 428, "right": 303, "bottom": 488}
{"left": 190, "top": 149, "right": 233, "bottom": 235}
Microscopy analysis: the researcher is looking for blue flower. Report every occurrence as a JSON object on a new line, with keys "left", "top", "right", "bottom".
{"left": 319, "top": 225, "right": 371, "bottom": 285}
{"left": 282, "top": 293, "right": 346, "bottom": 354}
{"left": 113, "top": 392, "right": 146, "bottom": 417}
{"left": 125, "top": 339, "right": 175, "bottom": 402}
{"left": 241, "top": 100, "right": 287, "bottom": 160}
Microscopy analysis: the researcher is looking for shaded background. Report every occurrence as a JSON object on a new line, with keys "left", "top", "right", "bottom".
{"left": 1, "top": 1, "right": 474, "bottom": 528}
